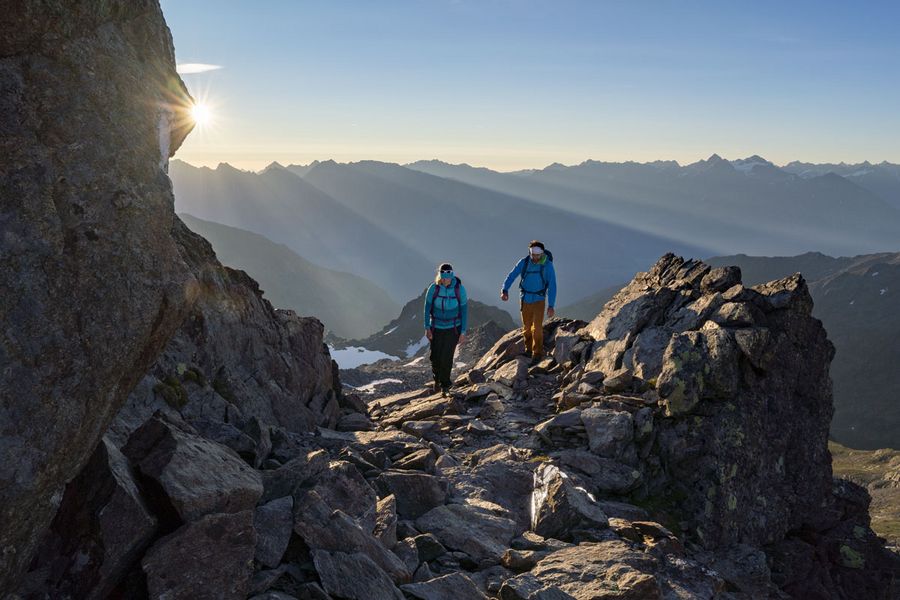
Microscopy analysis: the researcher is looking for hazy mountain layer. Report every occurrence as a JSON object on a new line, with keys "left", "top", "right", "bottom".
{"left": 171, "top": 159, "right": 709, "bottom": 305}
{"left": 170, "top": 160, "right": 435, "bottom": 301}
{"left": 409, "top": 156, "right": 900, "bottom": 257}
{"left": 783, "top": 160, "right": 900, "bottom": 211}
{"left": 180, "top": 214, "right": 398, "bottom": 338}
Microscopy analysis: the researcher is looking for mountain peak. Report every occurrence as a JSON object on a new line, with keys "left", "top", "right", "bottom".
{"left": 737, "top": 154, "right": 772, "bottom": 165}
{"left": 215, "top": 162, "right": 243, "bottom": 173}
{"left": 262, "top": 161, "right": 286, "bottom": 172}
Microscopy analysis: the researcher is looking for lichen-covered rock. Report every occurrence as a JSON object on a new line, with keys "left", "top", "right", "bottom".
{"left": 0, "top": 0, "right": 195, "bottom": 587}
{"left": 574, "top": 255, "right": 836, "bottom": 551}
{"left": 580, "top": 408, "right": 634, "bottom": 459}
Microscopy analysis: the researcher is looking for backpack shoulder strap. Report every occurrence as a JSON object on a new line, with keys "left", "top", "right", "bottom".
{"left": 519, "top": 256, "right": 530, "bottom": 289}
{"left": 429, "top": 283, "right": 439, "bottom": 321}
{"left": 454, "top": 278, "right": 462, "bottom": 328}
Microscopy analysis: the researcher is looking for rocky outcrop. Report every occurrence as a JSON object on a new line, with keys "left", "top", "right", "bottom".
{"left": 575, "top": 255, "right": 836, "bottom": 549}
{"left": 109, "top": 219, "right": 341, "bottom": 446}
{"left": 0, "top": 0, "right": 195, "bottom": 589}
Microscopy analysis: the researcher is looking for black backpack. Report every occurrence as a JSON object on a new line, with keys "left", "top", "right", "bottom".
{"left": 430, "top": 277, "right": 463, "bottom": 332}
{"left": 519, "top": 250, "right": 553, "bottom": 296}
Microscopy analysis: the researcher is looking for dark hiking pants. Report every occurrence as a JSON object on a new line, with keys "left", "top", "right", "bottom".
{"left": 430, "top": 328, "right": 459, "bottom": 389}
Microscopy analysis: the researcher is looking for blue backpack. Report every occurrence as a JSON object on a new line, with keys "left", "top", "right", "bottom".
{"left": 429, "top": 277, "right": 463, "bottom": 333}
{"left": 519, "top": 250, "right": 554, "bottom": 296}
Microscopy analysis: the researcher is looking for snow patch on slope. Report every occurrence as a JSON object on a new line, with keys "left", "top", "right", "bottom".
{"left": 329, "top": 346, "right": 400, "bottom": 369}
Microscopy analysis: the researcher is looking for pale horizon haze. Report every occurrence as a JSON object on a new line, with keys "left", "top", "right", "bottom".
{"left": 161, "top": 1, "right": 900, "bottom": 172}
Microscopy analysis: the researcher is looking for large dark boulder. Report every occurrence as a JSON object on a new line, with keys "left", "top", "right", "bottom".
{"left": 17, "top": 438, "right": 157, "bottom": 599}
{"left": 122, "top": 413, "right": 263, "bottom": 522}
{"left": 142, "top": 510, "right": 257, "bottom": 599}
{"left": 0, "top": 0, "right": 195, "bottom": 588}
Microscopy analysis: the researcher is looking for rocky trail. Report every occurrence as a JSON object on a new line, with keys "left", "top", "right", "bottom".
{"left": 17, "top": 255, "right": 900, "bottom": 599}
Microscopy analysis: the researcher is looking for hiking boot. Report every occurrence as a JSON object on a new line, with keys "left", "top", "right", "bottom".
{"left": 530, "top": 355, "right": 543, "bottom": 366}
{"left": 523, "top": 350, "right": 533, "bottom": 359}
{"left": 441, "top": 387, "right": 450, "bottom": 398}
{"left": 432, "top": 381, "right": 441, "bottom": 394}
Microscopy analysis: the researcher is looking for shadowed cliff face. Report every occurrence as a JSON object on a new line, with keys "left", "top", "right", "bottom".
{"left": 0, "top": 0, "right": 195, "bottom": 589}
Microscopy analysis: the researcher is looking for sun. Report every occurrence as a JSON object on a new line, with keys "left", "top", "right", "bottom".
{"left": 190, "top": 102, "right": 212, "bottom": 127}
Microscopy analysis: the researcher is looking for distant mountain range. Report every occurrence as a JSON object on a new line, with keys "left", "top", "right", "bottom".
{"left": 170, "top": 159, "right": 709, "bottom": 306}
{"left": 172, "top": 156, "right": 900, "bottom": 309}
{"left": 409, "top": 155, "right": 900, "bottom": 258}
{"left": 179, "top": 214, "right": 397, "bottom": 338}
{"left": 782, "top": 161, "right": 900, "bottom": 211}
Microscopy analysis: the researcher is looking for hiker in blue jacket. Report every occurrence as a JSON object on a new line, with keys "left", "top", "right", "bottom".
{"left": 500, "top": 240, "right": 556, "bottom": 364}
{"left": 424, "top": 263, "right": 468, "bottom": 397}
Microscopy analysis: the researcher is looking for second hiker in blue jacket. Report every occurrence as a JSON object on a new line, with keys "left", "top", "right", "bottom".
{"left": 501, "top": 240, "right": 556, "bottom": 363}
{"left": 424, "top": 263, "right": 468, "bottom": 396}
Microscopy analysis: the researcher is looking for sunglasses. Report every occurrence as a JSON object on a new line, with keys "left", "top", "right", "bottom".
{"left": 440, "top": 270, "right": 453, "bottom": 274}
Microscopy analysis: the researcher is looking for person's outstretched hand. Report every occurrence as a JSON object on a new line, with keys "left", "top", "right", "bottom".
{"left": 500, "top": 291, "right": 509, "bottom": 302}
{"left": 425, "top": 329, "right": 433, "bottom": 341}
{"left": 547, "top": 307, "right": 555, "bottom": 318}
{"left": 458, "top": 333, "right": 467, "bottom": 345}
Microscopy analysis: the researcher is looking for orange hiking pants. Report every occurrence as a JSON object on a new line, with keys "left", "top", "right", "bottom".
{"left": 521, "top": 300, "right": 546, "bottom": 357}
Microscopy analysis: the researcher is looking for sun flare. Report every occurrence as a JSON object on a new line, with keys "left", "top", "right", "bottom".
{"left": 190, "top": 102, "right": 212, "bottom": 127}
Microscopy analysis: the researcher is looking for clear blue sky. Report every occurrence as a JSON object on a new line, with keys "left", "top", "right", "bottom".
{"left": 161, "top": 0, "right": 900, "bottom": 171}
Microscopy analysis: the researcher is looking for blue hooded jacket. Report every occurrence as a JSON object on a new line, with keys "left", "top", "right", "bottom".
{"left": 424, "top": 277, "right": 468, "bottom": 333}
{"left": 502, "top": 255, "right": 557, "bottom": 307}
